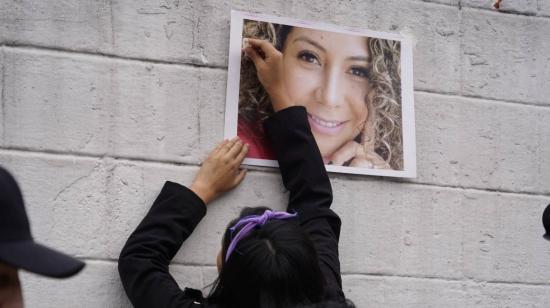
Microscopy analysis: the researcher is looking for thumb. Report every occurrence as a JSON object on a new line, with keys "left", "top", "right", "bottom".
{"left": 233, "top": 169, "right": 247, "bottom": 187}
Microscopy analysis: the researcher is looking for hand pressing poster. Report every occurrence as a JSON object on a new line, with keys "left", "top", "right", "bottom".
{"left": 224, "top": 11, "right": 416, "bottom": 178}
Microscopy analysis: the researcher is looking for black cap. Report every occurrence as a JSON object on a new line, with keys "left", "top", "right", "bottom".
{"left": 0, "top": 166, "right": 85, "bottom": 278}
{"left": 544, "top": 204, "right": 550, "bottom": 241}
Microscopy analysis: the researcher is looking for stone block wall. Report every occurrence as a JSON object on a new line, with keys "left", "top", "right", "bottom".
{"left": 1, "top": 0, "right": 549, "bottom": 307}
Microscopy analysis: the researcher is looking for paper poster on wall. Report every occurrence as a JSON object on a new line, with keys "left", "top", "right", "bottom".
{"left": 224, "top": 10, "right": 416, "bottom": 178}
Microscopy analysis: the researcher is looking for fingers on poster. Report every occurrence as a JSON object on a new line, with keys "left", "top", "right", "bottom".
{"left": 224, "top": 10, "right": 416, "bottom": 178}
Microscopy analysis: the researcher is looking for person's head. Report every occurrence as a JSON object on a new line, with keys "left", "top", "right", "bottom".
{"left": 208, "top": 207, "right": 325, "bottom": 308}
{"left": 0, "top": 166, "right": 85, "bottom": 307}
{"left": 239, "top": 21, "right": 403, "bottom": 170}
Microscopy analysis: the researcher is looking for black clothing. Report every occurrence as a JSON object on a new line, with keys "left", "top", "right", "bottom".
{"left": 118, "top": 106, "right": 344, "bottom": 307}
{"left": 543, "top": 203, "right": 550, "bottom": 240}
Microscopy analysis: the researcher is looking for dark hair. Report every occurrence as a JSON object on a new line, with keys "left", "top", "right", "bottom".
{"left": 207, "top": 206, "right": 326, "bottom": 308}
{"left": 275, "top": 25, "right": 293, "bottom": 51}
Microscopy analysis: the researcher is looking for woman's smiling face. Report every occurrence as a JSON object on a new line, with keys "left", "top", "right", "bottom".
{"left": 281, "top": 27, "right": 371, "bottom": 160}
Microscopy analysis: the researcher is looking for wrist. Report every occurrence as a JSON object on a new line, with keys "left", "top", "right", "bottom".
{"left": 190, "top": 181, "right": 216, "bottom": 205}
{"left": 268, "top": 91, "right": 292, "bottom": 112}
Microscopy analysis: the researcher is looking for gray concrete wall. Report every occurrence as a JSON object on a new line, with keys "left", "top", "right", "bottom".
{"left": 1, "top": 0, "right": 549, "bottom": 307}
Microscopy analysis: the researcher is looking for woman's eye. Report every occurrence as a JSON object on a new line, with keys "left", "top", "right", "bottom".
{"left": 298, "top": 51, "right": 320, "bottom": 65}
{"left": 350, "top": 66, "right": 369, "bottom": 79}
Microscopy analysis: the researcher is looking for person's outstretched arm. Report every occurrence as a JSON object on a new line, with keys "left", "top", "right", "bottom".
{"left": 264, "top": 108, "right": 334, "bottom": 216}
{"left": 244, "top": 39, "right": 344, "bottom": 300}
{"left": 243, "top": 38, "right": 333, "bottom": 213}
{"left": 118, "top": 138, "right": 248, "bottom": 308}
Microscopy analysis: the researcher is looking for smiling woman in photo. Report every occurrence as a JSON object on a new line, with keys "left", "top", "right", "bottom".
{"left": 238, "top": 21, "right": 403, "bottom": 170}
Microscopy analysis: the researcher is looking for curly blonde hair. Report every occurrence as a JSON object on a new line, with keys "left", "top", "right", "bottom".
{"left": 238, "top": 20, "right": 403, "bottom": 170}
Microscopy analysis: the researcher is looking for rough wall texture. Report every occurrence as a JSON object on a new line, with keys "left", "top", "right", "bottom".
{"left": 1, "top": 0, "right": 549, "bottom": 307}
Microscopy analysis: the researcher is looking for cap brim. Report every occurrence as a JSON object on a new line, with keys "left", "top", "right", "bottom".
{"left": 0, "top": 240, "right": 85, "bottom": 278}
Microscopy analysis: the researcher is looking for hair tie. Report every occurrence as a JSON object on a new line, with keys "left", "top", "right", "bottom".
{"left": 225, "top": 210, "right": 297, "bottom": 262}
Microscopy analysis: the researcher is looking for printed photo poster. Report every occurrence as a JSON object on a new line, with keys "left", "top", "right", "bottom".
{"left": 224, "top": 11, "right": 416, "bottom": 178}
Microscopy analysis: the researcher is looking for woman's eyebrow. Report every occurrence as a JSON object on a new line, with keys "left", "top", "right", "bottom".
{"left": 293, "top": 36, "right": 326, "bottom": 52}
{"left": 347, "top": 56, "right": 369, "bottom": 62}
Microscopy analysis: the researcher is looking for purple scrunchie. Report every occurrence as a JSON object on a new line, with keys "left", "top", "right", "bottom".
{"left": 225, "top": 210, "right": 297, "bottom": 262}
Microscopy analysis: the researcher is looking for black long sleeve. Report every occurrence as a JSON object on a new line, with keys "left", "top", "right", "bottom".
{"left": 264, "top": 106, "right": 344, "bottom": 301}
{"left": 118, "top": 106, "right": 345, "bottom": 307}
{"left": 118, "top": 181, "right": 207, "bottom": 308}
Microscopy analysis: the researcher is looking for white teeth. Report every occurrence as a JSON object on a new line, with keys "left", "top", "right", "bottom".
{"left": 309, "top": 114, "right": 342, "bottom": 128}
